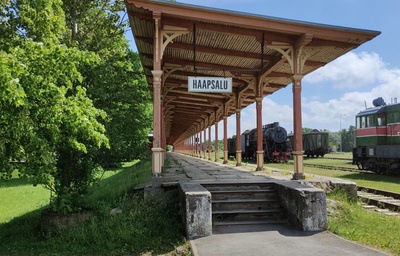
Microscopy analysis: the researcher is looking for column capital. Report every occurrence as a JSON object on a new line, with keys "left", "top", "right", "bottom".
{"left": 292, "top": 74, "right": 304, "bottom": 81}
{"left": 255, "top": 97, "right": 263, "bottom": 107}
{"left": 152, "top": 11, "right": 161, "bottom": 19}
{"left": 151, "top": 70, "right": 163, "bottom": 77}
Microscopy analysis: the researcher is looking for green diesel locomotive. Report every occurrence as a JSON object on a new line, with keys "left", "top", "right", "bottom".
{"left": 353, "top": 97, "right": 400, "bottom": 174}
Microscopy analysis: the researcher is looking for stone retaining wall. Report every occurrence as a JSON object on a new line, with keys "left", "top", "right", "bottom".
{"left": 178, "top": 182, "right": 212, "bottom": 239}
{"left": 275, "top": 180, "right": 327, "bottom": 231}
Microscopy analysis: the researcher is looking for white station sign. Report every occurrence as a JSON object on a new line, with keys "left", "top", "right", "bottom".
{"left": 188, "top": 77, "right": 232, "bottom": 93}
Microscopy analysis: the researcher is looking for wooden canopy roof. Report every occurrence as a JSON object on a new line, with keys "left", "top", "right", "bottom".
{"left": 125, "top": 0, "right": 380, "bottom": 146}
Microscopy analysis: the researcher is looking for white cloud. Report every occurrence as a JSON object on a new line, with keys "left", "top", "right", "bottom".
{"left": 302, "top": 52, "right": 400, "bottom": 131}
{"left": 305, "top": 52, "right": 385, "bottom": 89}
{"left": 211, "top": 51, "right": 400, "bottom": 139}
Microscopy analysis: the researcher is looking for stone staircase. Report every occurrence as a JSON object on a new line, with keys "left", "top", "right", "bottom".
{"left": 202, "top": 182, "right": 287, "bottom": 227}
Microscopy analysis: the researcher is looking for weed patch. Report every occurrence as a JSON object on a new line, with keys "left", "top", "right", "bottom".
{"left": 327, "top": 191, "right": 400, "bottom": 255}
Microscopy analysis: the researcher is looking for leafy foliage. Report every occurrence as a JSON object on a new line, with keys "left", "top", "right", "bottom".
{"left": 15, "top": 0, "right": 67, "bottom": 44}
{"left": 84, "top": 50, "right": 152, "bottom": 166}
{"left": 61, "top": 0, "right": 152, "bottom": 166}
{"left": 340, "top": 125, "right": 355, "bottom": 152}
{"left": 0, "top": 0, "right": 153, "bottom": 212}
{"left": 1, "top": 40, "right": 109, "bottom": 213}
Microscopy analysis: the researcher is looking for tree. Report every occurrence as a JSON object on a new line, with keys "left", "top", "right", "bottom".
{"left": 340, "top": 125, "right": 355, "bottom": 152}
{"left": 0, "top": 0, "right": 67, "bottom": 48}
{"left": 302, "top": 127, "right": 314, "bottom": 133}
{"left": 1, "top": 1, "right": 110, "bottom": 213}
{"left": 1, "top": 40, "right": 109, "bottom": 213}
{"left": 84, "top": 50, "right": 152, "bottom": 166}
{"left": 0, "top": 0, "right": 152, "bottom": 212}
{"left": 326, "top": 130, "right": 339, "bottom": 152}
{"left": 62, "top": 0, "right": 153, "bottom": 166}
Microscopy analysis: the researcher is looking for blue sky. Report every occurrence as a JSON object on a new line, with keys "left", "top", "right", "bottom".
{"left": 126, "top": 0, "right": 400, "bottom": 137}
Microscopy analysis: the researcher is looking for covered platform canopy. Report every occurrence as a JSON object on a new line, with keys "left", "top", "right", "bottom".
{"left": 124, "top": 0, "right": 380, "bottom": 178}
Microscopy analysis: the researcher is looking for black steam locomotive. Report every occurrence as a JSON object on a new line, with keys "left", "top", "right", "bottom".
{"left": 228, "top": 122, "right": 292, "bottom": 162}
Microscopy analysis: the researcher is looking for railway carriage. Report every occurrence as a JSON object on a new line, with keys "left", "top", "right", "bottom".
{"left": 353, "top": 97, "right": 400, "bottom": 174}
{"left": 303, "top": 131, "right": 329, "bottom": 157}
{"left": 288, "top": 130, "right": 329, "bottom": 158}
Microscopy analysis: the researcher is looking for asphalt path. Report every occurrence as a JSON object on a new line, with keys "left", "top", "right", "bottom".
{"left": 190, "top": 220, "right": 390, "bottom": 256}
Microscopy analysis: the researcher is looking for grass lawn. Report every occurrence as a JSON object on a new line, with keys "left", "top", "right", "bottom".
{"left": 1, "top": 153, "right": 400, "bottom": 255}
{"left": 0, "top": 158, "right": 190, "bottom": 256}
{"left": 328, "top": 192, "right": 400, "bottom": 256}
{"left": 0, "top": 174, "right": 49, "bottom": 224}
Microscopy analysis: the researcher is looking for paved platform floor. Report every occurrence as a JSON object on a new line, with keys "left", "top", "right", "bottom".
{"left": 191, "top": 224, "right": 389, "bottom": 256}
{"left": 165, "top": 152, "right": 390, "bottom": 256}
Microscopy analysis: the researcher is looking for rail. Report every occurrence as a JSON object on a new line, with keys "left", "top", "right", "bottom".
{"left": 303, "top": 163, "right": 369, "bottom": 173}
{"left": 322, "top": 157, "right": 352, "bottom": 161}
{"left": 357, "top": 186, "right": 400, "bottom": 213}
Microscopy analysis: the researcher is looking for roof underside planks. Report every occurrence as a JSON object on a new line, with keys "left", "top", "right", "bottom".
{"left": 125, "top": 0, "right": 380, "bottom": 145}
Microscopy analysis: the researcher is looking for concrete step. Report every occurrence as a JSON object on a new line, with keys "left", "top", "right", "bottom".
{"left": 213, "top": 209, "right": 286, "bottom": 222}
{"left": 214, "top": 219, "right": 288, "bottom": 226}
{"left": 205, "top": 183, "right": 277, "bottom": 192}
{"left": 203, "top": 182, "right": 286, "bottom": 226}
{"left": 210, "top": 190, "right": 278, "bottom": 200}
{"left": 212, "top": 198, "right": 282, "bottom": 211}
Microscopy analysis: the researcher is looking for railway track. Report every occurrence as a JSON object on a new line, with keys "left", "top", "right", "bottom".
{"left": 303, "top": 163, "right": 370, "bottom": 173}
{"left": 299, "top": 162, "right": 400, "bottom": 214}
{"left": 321, "top": 157, "right": 352, "bottom": 161}
{"left": 357, "top": 186, "right": 400, "bottom": 215}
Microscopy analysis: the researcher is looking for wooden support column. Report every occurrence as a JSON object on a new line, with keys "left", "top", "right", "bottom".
{"left": 198, "top": 132, "right": 201, "bottom": 157}
{"left": 190, "top": 134, "right": 193, "bottom": 156}
{"left": 292, "top": 75, "right": 305, "bottom": 180}
{"left": 193, "top": 131, "right": 197, "bottom": 156}
{"left": 150, "top": 12, "right": 164, "bottom": 178}
{"left": 223, "top": 116, "right": 228, "bottom": 164}
{"left": 235, "top": 109, "right": 242, "bottom": 166}
{"left": 200, "top": 129, "right": 203, "bottom": 158}
{"left": 214, "top": 120, "right": 219, "bottom": 162}
{"left": 292, "top": 36, "right": 309, "bottom": 179}
{"left": 208, "top": 125, "right": 212, "bottom": 160}
{"left": 192, "top": 132, "right": 195, "bottom": 156}
{"left": 255, "top": 97, "right": 264, "bottom": 171}
{"left": 235, "top": 92, "right": 243, "bottom": 166}
{"left": 161, "top": 102, "right": 165, "bottom": 171}
{"left": 270, "top": 35, "right": 312, "bottom": 179}
{"left": 197, "top": 130, "right": 203, "bottom": 158}
{"left": 199, "top": 129, "right": 202, "bottom": 158}
{"left": 203, "top": 128, "right": 206, "bottom": 159}
{"left": 151, "top": 70, "right": 164, "bottom": 176}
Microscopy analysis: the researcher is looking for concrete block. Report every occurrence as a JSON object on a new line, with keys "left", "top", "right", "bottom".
{"left": 300, "top": 177, "right": 357, "bottom": 200}
{"left": 152, "top": 176, "right": 164, "bottom": 188}
{"left": 276, "top": 181, "right": 327, "bottom": 231}
{"left": 178, "top": 182, "right": 212, "bottom": 239}
{"left": 144, "top": 185, "right": 164, "bottom": 200}
{"left": 329, "top": 178, "right": 358, "bottom": 200}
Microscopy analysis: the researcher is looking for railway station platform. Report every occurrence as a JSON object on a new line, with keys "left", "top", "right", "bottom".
{"left": 162, "top": 152, "right": 390, "bottom": 256}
